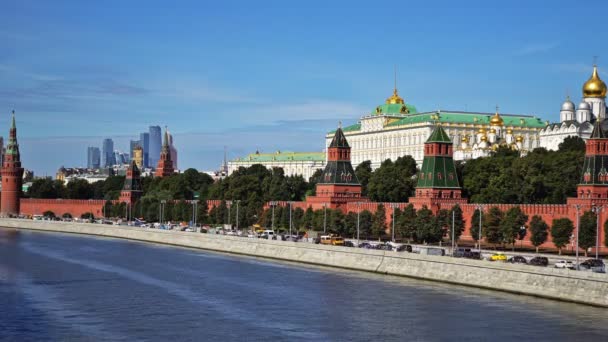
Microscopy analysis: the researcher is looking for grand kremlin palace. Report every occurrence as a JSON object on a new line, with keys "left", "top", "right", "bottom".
{"left": 229, "top": 65, "right": 608, "bottom": 176}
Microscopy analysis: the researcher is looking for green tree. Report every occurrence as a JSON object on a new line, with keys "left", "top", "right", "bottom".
{"left": 345, "top": 212, "right": 358, "bottom": 238}
{"left": 551, "top": 218, "right": 574, "bottom": 255}
{"left": 62, "top": 213, "right": 72, "bottom": 219}
{"left": 355, "top": 160, "right": 372, "bottom": 196}
{"left": 578, "top": 211, "right": 597, "bottom": 257}
{"left": 27, "top": 178, "right": 66, "bottom": 199}
{"left": 81, "top": 212, "right": 94, "bottom": 220}
{"left": 396, "top": 204, "right": 417, "bottom": 242}
{"left": 415, "top": 206, "right": 441, "bottom": 244}
{"left": 371, "top": 204, "right": 387, "bottom": 239}
{"left": 329, "top": 210, "right": 345, "bottom": 235}
{"left": 470, "top": 209, "right": 482, "bottom": 244}
{"left": 483, "top": 206, "right": 504, "bottom": 246}
{"left": 303, "top": 207, "right": 314, "bottom": 230}
{"left": 529, "top": 215, "right": 549, "bottom": 253}
{"left": 358, "top": 210, "right": 373, "bottom": 240}
{"left": 500, "top": 206, "right": 528, "bottom": 249}
{"left": 66, "top": 179, "right": 94, "bottom": 199}
{"left": 43, "top": 210, "right": 55, "bottom": 218}
{"left": 367, "top": 156, "right": 417, "bottom": 202}
{"left": 558, "top": 136, "right": 586, "bottom": 152}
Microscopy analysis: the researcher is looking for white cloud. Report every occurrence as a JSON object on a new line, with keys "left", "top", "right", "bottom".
{"left": 513, "top": 43, "right": 558, "bottom": 57}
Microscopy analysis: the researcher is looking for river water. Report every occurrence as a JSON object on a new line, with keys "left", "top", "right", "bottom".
{"left": 0, "top": 228, "right": 607, "bottom": 341}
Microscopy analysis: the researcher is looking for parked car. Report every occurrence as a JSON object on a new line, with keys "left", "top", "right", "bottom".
{"left": 554, "top": 260, "right": 576, "bottom": 269}
{"left": 490, "top": 253, "right": 508, "bottom": 262}
{"left": 529, "top": 256, "right": 549, "bottom": 267}
{"left": 578, "top": 259, "right": 606, "bottom": 273}
{"left": 376, "top": 244, "right": 393, "bottom": 251}
{"left": 507, "top": 255, "right": 528, "bottom": 264}
{"left": 343, "top": 241, "right": 356, "bottom": 247}
{"left": 396, "top": 244, "right": 413, "bottom": 252}
{"left": 358, "top": 242, "right": 374, "bottom": 249}
{"left": 463, "top": 251, "right": 482, "bottom": 260}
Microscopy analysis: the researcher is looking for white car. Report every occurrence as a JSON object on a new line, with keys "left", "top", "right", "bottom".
{"left": 554, "top": 260, "right": 576, "bottom": 270}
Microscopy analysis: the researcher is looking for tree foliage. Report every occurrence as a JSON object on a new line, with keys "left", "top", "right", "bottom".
{"left": 529, "top": 215, "right": 549, "bottom": 252}
{"left": 366, "top": 156, "right": 417, "bottom": 202}
{"left": 578, "top": 211, "right": 597, "bottom": 256}
{"left": 551, "top": 218, "right": 574, "bottom": 254}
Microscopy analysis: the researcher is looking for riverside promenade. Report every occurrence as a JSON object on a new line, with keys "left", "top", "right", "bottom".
{"left": 2, "top": 218, "right": 607, "bottom": 308}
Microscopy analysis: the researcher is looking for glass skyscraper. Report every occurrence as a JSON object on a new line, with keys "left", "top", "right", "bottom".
{"left": 139, "top": 132, "right": 150, "bottom": 168}
{"left": 87, "top": 146, "right": 100, "bottom": 168}
{"left": 148, "top": 126, "right": 161, "bottom": 168}
{"left": 102, "top": 138, "right": 115, "bottom": 167}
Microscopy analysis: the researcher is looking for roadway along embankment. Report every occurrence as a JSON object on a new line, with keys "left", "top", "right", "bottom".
{"left": 2, "top": 218, "right": 607, "bottom": 307}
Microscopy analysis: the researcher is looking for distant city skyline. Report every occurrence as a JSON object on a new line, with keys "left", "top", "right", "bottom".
{"left": 2, "top": 1, "right": 608, "bottom": 175}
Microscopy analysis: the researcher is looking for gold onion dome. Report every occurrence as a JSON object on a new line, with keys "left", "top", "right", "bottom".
{"left": 462, "top": 136, "right": 469, "bottom": 143}
{"left": 385, "top": 88, "right": 405, "bottom": 104}
{"left": 490, "top": 111, "right": 504, "bottom": 126}
{"left": 516, "top": 135, "right": 524, "bottom": 143}
{"left": 583, "top": 65, "right": 607, "bottom": 98}
{"left": 490, "top": 128, "right": 496, "bottom": 134}
{"left": 478, "top": 127, "right": 486, "bottom": 134}
{"left": 480, "top": 135, "right": 488, "bottom": 142}
{"left": 506, "top": 128, "right": 513, "bottom": 134}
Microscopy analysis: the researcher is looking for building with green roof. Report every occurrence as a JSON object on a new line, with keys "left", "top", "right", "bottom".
{"left": 327, "top": 87, "right": 547, "bottom": 169}
{"left": 228, "top": 150, "right": 326, "bottom": 180}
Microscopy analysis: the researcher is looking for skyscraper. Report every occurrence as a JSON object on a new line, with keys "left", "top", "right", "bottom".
{"left": 129, "top": 140, "right": 140, "bottom": 160}
{"left": 139, "top": 132, "right": 150, "bottom": 168}
{"left": 148, "top": 126, "right": 161, "bottom": 168}
{"left": 167, "top": 129, "right": 178, "bottom": 170}
{"left": 102, "top": 138, "right": 115, "bottom": 167}
{"left": 87, "top": 146, "right": 101, "bottom": 168}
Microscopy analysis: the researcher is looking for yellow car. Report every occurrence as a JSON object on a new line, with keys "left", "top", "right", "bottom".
{"left": 490, "top": 253, "right": 507, "bottom": 261}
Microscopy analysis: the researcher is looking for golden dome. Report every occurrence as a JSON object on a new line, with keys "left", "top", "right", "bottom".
{"left": 385, "top": 88, "right": 405, "bottom": 104}
{"left": 583, "top": 65, "right": 607, "bottom": 98}
{"left": 462, "top": 136, "right": 469, "bottom": 143}
{"left": 506, "top": 128, "right": 513, "bottom": 134}
{"left": 478, "top": 127, "right": 486, "bottom": 134}
{"left": 490, "top": 111, "right": 504, "bottom": 126}
{"left": 490, "top": 128, "right": 496, "bottom": 134}
{"left": 516, "top": 135, "right": 524, "bottom": 143}
{"left": 480, "top": 135, "right": 488, "bottom": 142}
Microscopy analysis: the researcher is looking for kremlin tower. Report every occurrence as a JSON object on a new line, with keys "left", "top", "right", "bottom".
{"left": 119, "top": 159, "right": 143, "bottom": 206}
{"left": 155, "top": 127, "right": 174, "bottom": 178}
{"left": 306, "top": 124, "right": 367, "bottom": 210}
{"left": 578, "top": 120, "right": 608, "bottom": 199}
{"left": 1, "top": 111, "right": 24, "bottom": 216}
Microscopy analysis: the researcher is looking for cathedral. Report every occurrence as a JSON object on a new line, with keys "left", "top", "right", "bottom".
{"left": 539, "top": 65, "right": 607, "bottom": 150}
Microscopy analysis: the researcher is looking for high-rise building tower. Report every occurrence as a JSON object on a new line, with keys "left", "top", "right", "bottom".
{"left": 1, "top": 111, "right": 24, "bottom": 216}
{"left": 148, "top": 126, "right": 161, "bottom": 168}
{"left": 87, "top": 147, "right": 101, "bottom": 168}
{"left": 132, "top": 145, "right": 143, "bottom": 169}
{"left": 167, "top": 129, "right": 178, "bottom": 170}
{"left": 155, "top": 127, "right": 174, "bottom": 178}
{"left": 102, "top": 138, "right": 115, "bottom": 167}
{"left": 139, "top": 132, "right": 149, "bottom": 168}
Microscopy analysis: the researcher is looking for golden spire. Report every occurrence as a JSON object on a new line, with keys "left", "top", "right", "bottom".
{"left": 385, "top": 65, "right": 405, "bottom": 104}
{"left": 490, "top": 105, "right": 504, "bottom": 126}
{"left": 583, "top": 64, "right": 607, "bottom": 98}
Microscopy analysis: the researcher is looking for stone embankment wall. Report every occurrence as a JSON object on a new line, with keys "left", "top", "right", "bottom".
{"left": 2, "top": 218, "right": 607, "bottom": 308}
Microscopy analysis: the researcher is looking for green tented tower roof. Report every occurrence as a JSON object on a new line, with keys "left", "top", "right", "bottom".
{"left": 416, "top": 125, "right": 461, "bottom": 189}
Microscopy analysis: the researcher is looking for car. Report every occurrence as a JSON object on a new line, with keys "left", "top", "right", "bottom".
{"left": 529, "top": 256, "right": 549, "bottom": 267}
{"left": 376, "top": 244, "right": 393, "bottom": 251}
{"left": 358, "top": 242, "right": 373, "bottom": 249}
{"left": 343, "top": 241, "right": 356, "bottom": 247}
{"left": 490, "top": 253, "right": 507, "bottom": 262}
{"left": 554, "top": 260, "right": 576, "bottom": 269}
{"left": 507, "top": 255, "right": 528, "bottom": 264}
{"left": 464, "top": 251, "right": 482, "bottom": 260}
{"left": 396, "top": 244, "right": 413, "bottom": 252}
{"left": 578, "top": 259, "right": 606, "bottom": 273}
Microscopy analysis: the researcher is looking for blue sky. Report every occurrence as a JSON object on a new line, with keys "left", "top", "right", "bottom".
{"left": 1, "top": 0, "right": 607, "bottom": 175}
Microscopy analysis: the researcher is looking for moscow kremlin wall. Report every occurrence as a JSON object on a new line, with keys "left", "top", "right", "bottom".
{"left": 5, "top": 113, "right": 608, "bottom": 253}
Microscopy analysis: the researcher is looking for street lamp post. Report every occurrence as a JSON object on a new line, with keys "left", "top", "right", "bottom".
{"left": 323, "top": 203, "right": 327, "bottom": 234}
{"left": 575, "top": 204, "right": 581, "bottom": 268}
{"left": 160, "top": 200, "right": 167, "bottom": 226}
{"left": 270, "top": 201, "right": 276, "bottom": 231}
{"left": 591, "top": 204, "right": 603, "bottom": 259}
{"left": 235, "top": 200, "right": 241, "bottom": 231}
{"left": 476, "top": 205, "right": 484, "bottom": 251}
{"left": 451, "top": 210, "right": 456, "bottom": 257}
{"left": 356, "top": 202, "right": 362, "bottom": 245}
{"left": 390, "top": 203, "right": 399, "bottom": 242}
{"left": 192, "top": 200, "right": 199, "bottom": 227}
{"left": 226, "top": 200, "right": 232, "bottom": 227}
{"left": 289, "top": 201, "right": 293, "bottom": 236}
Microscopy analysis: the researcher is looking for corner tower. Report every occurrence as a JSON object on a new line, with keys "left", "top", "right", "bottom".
{"left": 1, "top": 111, "right": 24, "bottom": 216}
{"left": 155, "top": 127, "right": 174, "bottom": 178}
{"left": 306, "top": 124, "right": 367, "bottom": 210}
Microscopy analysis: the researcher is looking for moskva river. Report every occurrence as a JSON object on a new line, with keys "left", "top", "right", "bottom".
{"left": 1, "top": 228, "right": 607, "bottom": 341}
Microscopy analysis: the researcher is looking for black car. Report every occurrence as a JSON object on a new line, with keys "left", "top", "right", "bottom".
{"left": 358, "top": 242, "right": 373, "bottom": 249}
{"left": 343, "top": 241, "right": 355, "bottom": 247}
{"left": 508, "top": 256, "right": 528, "bottom": 264}
{"left": 396, "top": 244, "right": 413, "bottom": 252}
{"left": 376, "top": 244, "right": 392, "bottom": 251}
{"left": 529, "top": 256, "right": 549, "bottom": 267}
{"left": 579, "top": 259, "right": 606, "bottom": 273}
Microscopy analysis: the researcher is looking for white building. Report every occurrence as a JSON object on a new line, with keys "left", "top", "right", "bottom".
{"left": 228, "top": 151, "right": 325, "bottom": 180}
{"left": 539, "top": 65, "right": 607, "bottom": 150}
{"left": 327, "top": 88, "right": 545, "bottom": 169}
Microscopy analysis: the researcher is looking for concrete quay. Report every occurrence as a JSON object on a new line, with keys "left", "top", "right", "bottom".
{"left": 2, "top": 218, "right": 607, "bottom": 308}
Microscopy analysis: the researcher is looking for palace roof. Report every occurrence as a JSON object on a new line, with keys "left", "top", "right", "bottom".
{"left": 232, "top": 151, "right": 325, "bottom": 163}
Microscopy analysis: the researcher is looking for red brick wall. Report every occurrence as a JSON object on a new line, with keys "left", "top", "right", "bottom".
{"left": 21, "top": 199, "right": 105, "bottom": 218}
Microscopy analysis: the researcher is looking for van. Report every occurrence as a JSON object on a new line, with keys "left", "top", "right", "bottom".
{"left": 320, "top": 235, "right": 345, "bottom": 246}
{"left": 260, "top": 230, "right": 275, "bottom": 239}
{"left": 418, "top": 246, "right": 446, "bottom": 256}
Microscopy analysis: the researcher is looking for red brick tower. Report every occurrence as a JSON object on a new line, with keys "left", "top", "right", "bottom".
{"left": 119, "top": 159, "right": 143, "bottom": 205}
{"left": 578, "top": 120, "right": 608, "bottom": 199}
{"left": 306, "top": 124, "right": 367, "bottom": 210}
{"left": 1, "top": 111, "right": 24, "bottom": 216}
{"left": 155, "top": 127, "right": 174, "bottom": 178}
